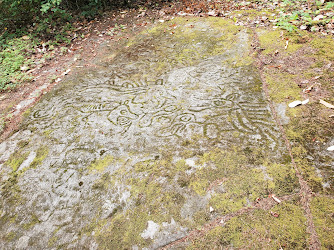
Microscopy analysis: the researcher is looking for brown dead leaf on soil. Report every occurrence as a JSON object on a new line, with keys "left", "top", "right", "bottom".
{"left": 270, "top": 211, "right": 280, "bottom": 217}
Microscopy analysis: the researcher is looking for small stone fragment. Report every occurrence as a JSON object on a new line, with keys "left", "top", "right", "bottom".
{"left": 300, "top": 25, "right": 307, "bottom": 30}
{"left": 63, "top": 69, "right": 71, "bottom": 76}
{"left": 20, "top": 66, "right": 29, "bottom": 71}
{"left": 327, "top": 145, "right": 334, "bottom": 151}
{"left": 209, "top": 206, "right": 214, "bottom": 212}
{"left": 301, "top": 99, "right": 309, "bottom": 105}
{"left": 314, "top": 15, "right": 324, "bottom": 21}
{"left": 320, "top": 99, "right": 334, "bottom": 109}
{"left": 177, "top": 12, "right": 188, "bottom": 16}
{"left": 185, "top": 158, "right": 196, "bottom": 167}
{"left": 288, "top": 100, "right": 302, "bottom": 108}
{"left": 208, "top": 11, "right": 216, "bottom": 16}
{"left": 284, "top": 40, "right": 289, "bottom": 50}
{"left": 271, "top": 194, "right": 281, "bottom": 203}
{"left": 288, "top": 99, "right": 309, "bottom": 107}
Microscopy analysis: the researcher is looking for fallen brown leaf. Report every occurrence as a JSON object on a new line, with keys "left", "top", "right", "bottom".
{"left": 270, "top": 211, "right": 279, "bottom": 217}
{"left": 303, "top": 85, "right": 313, "bottom": 93}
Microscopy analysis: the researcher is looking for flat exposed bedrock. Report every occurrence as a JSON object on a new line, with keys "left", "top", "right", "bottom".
{"left": 0, "top": 17, "right": 333, "bottom": 249}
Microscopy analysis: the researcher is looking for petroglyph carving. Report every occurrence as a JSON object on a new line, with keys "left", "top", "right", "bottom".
{"left": 28, "top": 66, "right": 279, "bottom": 148}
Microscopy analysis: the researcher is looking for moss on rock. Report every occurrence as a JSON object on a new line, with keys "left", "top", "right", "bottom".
{"left": 88, "top": 141, "right": 301, "bottom": 248}
{"left": 189, "top": 202, "right": 307, "bottom": 249}
{"left": 5, "top": 151, "right": 29, "bottom": 172}
{"left": 30, "top": 146, "right": 49, "bottom": 169}
{"left": 88, "top": 155, "right": 114, "bottom": 172}
{"left": 311, "top": 196, "right": 334, "bottom": 249}
{"left": 258, "top": 29, "right": 305, "bottom": 55}
{"left": 258, "top": 28, "right": 334, "bottom": 194}
{"left": 123, "top": 17, "right": 248, "bottom": 83}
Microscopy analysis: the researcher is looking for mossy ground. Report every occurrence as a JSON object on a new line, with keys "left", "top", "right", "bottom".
{"left": 311, "top": 196, "right": 334, "bottom": 249}
{"left": 258, "top": 28, "right": 334, "bottom": 187}
{"left": 188, "top": 201, "right": 307, "bottom": 249}
{"left": 257, "top": 26, "right": 334, "bottom": 248}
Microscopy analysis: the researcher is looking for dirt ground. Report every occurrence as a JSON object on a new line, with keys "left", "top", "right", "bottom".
{"left": 0, "top": 7, "right": 165, "bottom": 141}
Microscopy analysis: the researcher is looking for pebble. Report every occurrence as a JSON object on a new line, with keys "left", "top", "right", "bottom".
{"left": 288, "top": 100, "right": 302, "bottom": 108}
{"left": 314, "top": 15, "right": 324, "bottom": 21}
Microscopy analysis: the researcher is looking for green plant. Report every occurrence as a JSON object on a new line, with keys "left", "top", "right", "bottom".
{"left": 60, "top": 46, "right": 68, "bottom": 54}
{"left": 324, "top": 2, "right": 334, "bottom": 10}
{"left": 275, "top": 0, "right": 332, "bottom": 33}
{"left": 276, "top": 19, "right": 298, "bottom": 32}
{"left": 0, "top": 37, "right": 35, "bottom": 90}
{"left": 0, "top": 0, "right": 106, "bottom": 41}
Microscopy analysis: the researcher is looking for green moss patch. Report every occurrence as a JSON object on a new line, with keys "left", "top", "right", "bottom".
{"left": 87, "top": 142, "right": 300, "bottom": 248}
{"left": 258, "top": 29, "right": 305, "bottom": 55}
{"left": 88, "top": 155, "right": 114, "bottom": 172}
{"left": 264, "top": 73, "right": 301, "bottom": 103}
{"left": 310, "top": 36, "right": 334, "bottom": 63}
{"left": 123, "top": 17, "right": 248, "bottom": 83}
{"left": 265, "top": 162, "right": 299, "bottom": 195}
{"left": 30, "top": 146, "right": 49, "bottom": 169}
{"left": 311, "top": 196, "right": 334, "bottom": 249}
{"left": 189, "top": 202, "right": 307, "bottom": 249}
{"left": 5, "top": 151, "right": 29, "bottom": 172}
{"left": 258, "top": 28, "right": 334, "bottom": 194}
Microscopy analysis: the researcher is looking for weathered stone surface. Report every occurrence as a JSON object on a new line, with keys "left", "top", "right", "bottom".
{"left": 0, "top": 18, "right": 304, "bottom": 249}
